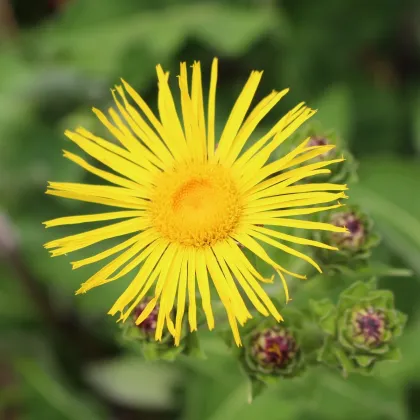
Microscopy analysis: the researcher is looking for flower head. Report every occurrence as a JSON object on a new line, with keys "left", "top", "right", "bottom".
{"left": 44, "top": 58, "right": 348, "bottom": 346}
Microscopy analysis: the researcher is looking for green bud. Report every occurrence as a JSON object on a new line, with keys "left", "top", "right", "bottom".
{"left": 249, "top": 326, "right": 300, "bottom": 376}
{"left": 133, "top": 298, "right": 160, "bottom": 338}
{"left": 314, "top": 281, "right": 407, "bottom": 375}
{"left": 314, "top": 205, "right": 380, "bottom": 269}
{"left": 239, "top": 317, "right": 305, "bottom": 389}
{"left": 289, "top": 123, "right": 358, "bottom": 184}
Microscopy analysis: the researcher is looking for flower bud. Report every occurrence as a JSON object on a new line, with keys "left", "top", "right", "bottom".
{"left": 329, "top": 210, "right": 366, "bottom": 251}
{"left": 132, "top": 298, "right": 159, "bottom": 338}
{"left": 307, "top": 136, "right": 334, "bottom": 160}
{"left": 290, "top": 124, "right": 358, "bottom": 184}
{"left": 314, "top": 205, "right": 380, "bottom": 268}
{"left": 250, "top": 327, "right": 299, "bottom": 375}
{"left": 314, "top": 281, "right": 407, "bottom": 375}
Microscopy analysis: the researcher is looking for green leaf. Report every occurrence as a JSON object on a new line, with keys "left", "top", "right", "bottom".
{"left": 351, "top": 157, "right": 420, "bottom": 275}
{"left": 313, "top": 85, "right": 352, "bottom": 140}
{"left": 35, "top": 4, "right": 278, "bottom": 76}
{"left": 85, "top": 357, "right": 181, "bottom": 409}
{"left": 15, "top": 359, "right": 105, "bottom": 420}
{"left": 309, "top": 298, "right": 335, "bottom": 319}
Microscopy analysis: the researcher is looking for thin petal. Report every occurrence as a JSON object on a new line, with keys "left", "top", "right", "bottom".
{"left": 47, "top": 182, "right": 149, "bottom": 201}
{"left": 175, "top": 255, "right": 188, "bottom": 345}
{"left": 243, "top": 203, "right": 344, "bottom": 220}
{"left": 63, "top": 150, "right": 140, "bottom": 190}
{"left": 221, "top": 240, "right": 283, "bottom": 321}
{"left": 43, "top": 210, "right": 144, "bottom": 228}
{"left": 207, "top": 58, "right": 218, "bottom": 159}
{"left": 195, "top": 249, "right": 214, "bottom": 330}
{"left": 248, "top": 229, "right": 322, "bottom": 273}
{"left": 71, "top": 233, "right": 142, "bottom": 269}
{"left": 191, "top": 61, "right": 206, "bottom": 162}
{"left": 65, "top": 130, "right": 154, "bottom": 188}
{"left": 115, "top": 84, "right": 174, "bottom": 165}
{"left": 205, "top": 247, "right": 250, "bottom": 325}
{"left": 213, "top": 70, "right": 263, "bottom": 163}
{"left": 232, "top": 232, "right": 306, "bottom": 279}
{"left": 187, "top": 247, "right": 197, "bottom": 331}
{"left": 245, "top": 191, "right": 347, "bottom": 213}
{"left": 109, "top": 239, "right": 169, "bottom": 316}
{"left": 223, "top": 89, "right": 289, "bottom": 166}
{"left": 45, "top": 217, "right": 147, "bottom": 256}
{"left": 213, "top": 243, "right": 269, "bottom": 317}
{"left": 249, "top": 218, "right": 348, "bottom": 232}
{"left": 249, "top": 224, "right": 338, "bottom": 250}
{"left": 156, "top": 65, "right": 189, "bottom": 162}
{"left": 233, "top": 102, "right": 307, "bottom": 170}
{"left": 248, "top": 182, "right": 347, "bottom": 202}
{"left": 75, "top": 237, "right": 151, "bottom": 294}
{"left": 46, "top": 188, "right": 147, "bottom": 210}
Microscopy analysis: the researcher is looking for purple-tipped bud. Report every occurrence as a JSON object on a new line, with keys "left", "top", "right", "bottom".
{"left": 307, "top": 136, "right": 333, "bottom": 160}
{"left": 330, "top": 211, "right": 365, "bottom": 250}
{"left": 133, "top": 298, "right": 159, "bottom": 336}
{"left": 351, "top": 307, "right": 386, "bottom": 347}
{"left": 250, "top": 327, "right": 298, "bottom": 373}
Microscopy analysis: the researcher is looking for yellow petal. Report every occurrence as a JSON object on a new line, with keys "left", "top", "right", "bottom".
{"left": 213, "top": 70, "right": 263, "bottom": 163}
{"left": 249, "top": 228, "right": 322, "bottom": 273}
{"left": 207, "top": 58, "right": 218, "bottom": 159}
{"left": 195, "top": 249, "right": 214, "bottom": 330}
{"left": 43, "top": 210, "right": 144, "bottom": 228}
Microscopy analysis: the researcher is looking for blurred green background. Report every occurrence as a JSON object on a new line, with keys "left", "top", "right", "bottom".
{"left": 1, "top": 0, "right": 420, "bottom": 419}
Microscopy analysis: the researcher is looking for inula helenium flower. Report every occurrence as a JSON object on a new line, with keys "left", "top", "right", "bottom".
{"left": 44, "top": 58, "right": 348, "bottom": 345}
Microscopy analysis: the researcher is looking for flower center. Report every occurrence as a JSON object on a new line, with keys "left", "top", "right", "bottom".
{"left": 149, "top": 163, "right": 243, "bottom": 247}
{"left": 352, "top": 307, "right": 385, "bottom": 346}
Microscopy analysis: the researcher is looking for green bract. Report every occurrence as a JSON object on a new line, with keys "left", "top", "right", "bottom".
{"left": 312, "top": 280, "right": 407, "bottom": 375}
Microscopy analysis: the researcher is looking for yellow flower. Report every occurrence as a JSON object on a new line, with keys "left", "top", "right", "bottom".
{"left": 44, "top": 58, "right": 348, "bottom": 346}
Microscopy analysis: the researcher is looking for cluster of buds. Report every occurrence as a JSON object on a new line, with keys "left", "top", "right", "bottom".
{"left": 312, "top": 280, "right": 406, "bottom": 375}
